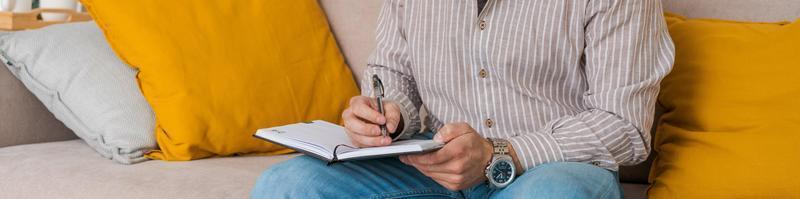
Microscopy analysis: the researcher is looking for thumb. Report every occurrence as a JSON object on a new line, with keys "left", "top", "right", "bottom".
{"left": 433, "top": 123, "right": 470, "bottom": 143}
{"left": 384, "top": 102, "right": 402, "bottom": 133}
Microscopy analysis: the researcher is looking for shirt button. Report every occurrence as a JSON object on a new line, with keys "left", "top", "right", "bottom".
{"left": 485, "top": 118, "right": 494, "bottom": 128}
{"left": 479, "top": 69, "right": 487, "bottom": 78}
{"left": 479, "top": 20, "right": 487, "bottom": 30}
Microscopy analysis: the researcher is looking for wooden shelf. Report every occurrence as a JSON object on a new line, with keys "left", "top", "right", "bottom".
{"left": 0, "top": 8, "right": 91, "bottom": 31}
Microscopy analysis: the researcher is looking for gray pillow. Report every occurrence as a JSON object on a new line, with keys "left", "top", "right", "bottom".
{"left": 0, "top": 22, "right": 155, "bottom": 164}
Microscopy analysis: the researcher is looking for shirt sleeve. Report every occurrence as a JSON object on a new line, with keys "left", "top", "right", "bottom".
{"left": 361, "top": 0, "right": 423, "bottom": 138}
{"left": 507, "top": 0, "right": 675, "bottom": 171}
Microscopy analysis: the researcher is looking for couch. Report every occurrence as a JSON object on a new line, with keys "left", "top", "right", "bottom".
{"left": 1, "top": 0, "right": 797, "bottom": 198}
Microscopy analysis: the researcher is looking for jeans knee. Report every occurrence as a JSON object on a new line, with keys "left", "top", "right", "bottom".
{"left": 251, "top": 156, "right": 326, "bottom": 199}
{"left": 504, "top": 162, "right": 621, "bottom": 199}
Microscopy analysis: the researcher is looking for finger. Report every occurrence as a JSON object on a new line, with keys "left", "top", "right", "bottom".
{"left": 417, "top": 158, "right": 466, "bottom": 174}
{"left": 434, "top": 123, "right": 471, "bottom": 143}
{"left": 346, "top": 129, "right": 391, "bottom": 147}
{"left": 406, "top": 146, "right": 464, "bottom": 169}
{"left": 343, "top": 116, "right": 380, "bottom": 136}
{"left": 436, "top": 180, "right": 459, "bottom": 191}
{"left": 408, "top": 163, "right": 464, "bottom": 190}
{"left": 353, "top": 101, "right": 386, "bottom": 125}
{"left": 405, "top": 148, "right": 454, "bottom": 166}
{"left": 349, "top": 95, "right": 370, "bottom": 106}
{"left": 350, "top": 96, "right": 386, "bottom": 124}
{"left": 399, "top": 155, "right": 415, "bottom": 165}
{"left": 410, "top": 164, "right": 459, "bottom": 184}
{"left": 428, "top": 172, "right": 465, "bottom": 185}
{"left": 427, "top": 173, "right": 463, "bottom": 191}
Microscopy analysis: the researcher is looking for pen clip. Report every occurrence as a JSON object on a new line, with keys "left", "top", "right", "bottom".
{"left": 372, "top": 75, "right": 385, "bottom": 98}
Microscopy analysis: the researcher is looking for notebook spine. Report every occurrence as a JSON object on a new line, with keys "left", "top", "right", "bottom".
{"left": 253, "top": 134, "right": 336, "bottom": 163}
{"left": 328, "top": 144, "right": 358, "bottom": 165}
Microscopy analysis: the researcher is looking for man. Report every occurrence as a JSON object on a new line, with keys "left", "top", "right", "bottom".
{"left": 253, "top": 0, "right": 674, "bottom": 198}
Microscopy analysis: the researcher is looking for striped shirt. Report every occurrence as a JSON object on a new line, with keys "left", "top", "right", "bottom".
{"left": 361, "top": 0, "right": 675, "bottom": 171}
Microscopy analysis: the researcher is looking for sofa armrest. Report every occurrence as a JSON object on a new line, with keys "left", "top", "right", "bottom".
{"left": 0, "top": 62, "right": 76, "bottom": 148}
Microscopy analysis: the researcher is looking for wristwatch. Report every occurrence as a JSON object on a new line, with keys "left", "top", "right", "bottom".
{"left": 484, "top": 138, "right": 516, "bottom": 189}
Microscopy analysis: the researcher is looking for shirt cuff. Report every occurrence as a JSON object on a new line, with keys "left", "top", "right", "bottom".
{"left": 507, "top": 131, "right": 565, "bottom": 171}
{"left": 387, "top": 94, "right": 421, "bottom": 139}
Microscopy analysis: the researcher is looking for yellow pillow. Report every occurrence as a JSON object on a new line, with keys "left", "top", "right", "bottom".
{"left": 651, "top": 13, "right": 800, "bottom": 198}
{"left": 81, "top": 0, "right": 359, "bottom": 160}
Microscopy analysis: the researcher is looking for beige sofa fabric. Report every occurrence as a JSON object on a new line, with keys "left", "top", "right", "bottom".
{"left": 0, "top": 139, "right": 650, "bottom": 199}
{"left": 664, "top": 0, "right": 800, "bottom": 22}
{"left": 0, "top": 63, "right": 75, "bottom": 148}
{"left": 0, "top": 140, "right": 298, "bottom": 199}
{"left": 318, "top": 0, "right": 382, "bottom": 84}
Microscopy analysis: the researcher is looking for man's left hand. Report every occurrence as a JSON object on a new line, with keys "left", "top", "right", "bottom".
{"left": 399, "top": 123, "right": 493, "bottom": 191}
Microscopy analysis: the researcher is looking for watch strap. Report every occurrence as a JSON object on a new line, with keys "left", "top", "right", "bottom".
{"left": 489, "top": 138, "right": 510, "bottom": 155}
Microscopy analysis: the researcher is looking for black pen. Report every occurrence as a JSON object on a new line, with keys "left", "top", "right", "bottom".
{"left": 372, "top": 75, "right": 388, "bottom": 138}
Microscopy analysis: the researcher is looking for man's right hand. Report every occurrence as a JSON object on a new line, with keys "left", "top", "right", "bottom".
{"left": 342, "top": 96, "right": 402, "bottom": 147}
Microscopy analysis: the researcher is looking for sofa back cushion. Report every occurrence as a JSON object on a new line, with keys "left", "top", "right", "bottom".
{"left": 0, "top": 22, "right": 157, "bottom": 164}
{"left": 650, "top": 13, "right": 800, "bottom": 198}
{"left": 81, "top": 0, "right": 359, "bottom": 160}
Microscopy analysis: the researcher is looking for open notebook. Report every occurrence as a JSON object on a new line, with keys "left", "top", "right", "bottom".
{"left": 253, "top": 120, "right": 442, "bottom": 163}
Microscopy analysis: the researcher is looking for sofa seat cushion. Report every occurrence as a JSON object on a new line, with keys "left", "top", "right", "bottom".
{"left": 0, "top": 140, "right": 647, "bottom": 198}
{"left": 0, "top": 140, "right": 297, "bottom": 199}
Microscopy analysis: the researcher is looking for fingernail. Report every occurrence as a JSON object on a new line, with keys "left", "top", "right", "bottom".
{"left": 382, "top": 138, "right": 390, "bottom": 145}
{"left": 433, "top": 134, "right": 443, "bottom": 143}
{"left": 377, "top": 116, "right": 386, "bottom": 124}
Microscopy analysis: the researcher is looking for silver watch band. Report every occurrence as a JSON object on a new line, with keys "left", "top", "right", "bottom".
{"left": 488, "top": 138, "right": 510, "bottom": 155}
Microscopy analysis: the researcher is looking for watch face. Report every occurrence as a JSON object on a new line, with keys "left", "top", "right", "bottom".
{"left": 491, "top": 160, "right": 514, "bottom": 184}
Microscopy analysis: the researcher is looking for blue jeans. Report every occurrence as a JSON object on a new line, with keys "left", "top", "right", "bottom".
{"left": 251, "top": 156, "right": 622, "bottom": 199}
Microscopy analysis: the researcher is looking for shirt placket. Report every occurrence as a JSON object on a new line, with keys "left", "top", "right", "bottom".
{"left": 473, "top": 0, "right": 496, "bottom": 137}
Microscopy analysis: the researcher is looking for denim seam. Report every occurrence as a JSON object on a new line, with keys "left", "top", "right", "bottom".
{"left": 368, "top": 188, "right": 460, "bottom": 199}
